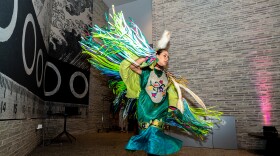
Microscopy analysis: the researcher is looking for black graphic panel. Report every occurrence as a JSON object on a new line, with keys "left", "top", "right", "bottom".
{"left": 0, "top": 0, "right": 90, "bottom": 116}
{"left": 0, "top": 0, "right": 48, "bottom": 98}
{"left": 44, "top": 56, "right": 89, "bottom": 104}
{"left": 0, "top": 0, "right": 48, "bottom": 119}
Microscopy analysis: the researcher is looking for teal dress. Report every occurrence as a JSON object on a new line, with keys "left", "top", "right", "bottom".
{"left": 125, "top": 68, "right": 182, "bottom": 155}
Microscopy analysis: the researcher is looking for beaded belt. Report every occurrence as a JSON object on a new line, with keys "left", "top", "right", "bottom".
{"left": 139, "top": 119, "right": 164, "bottom": 129}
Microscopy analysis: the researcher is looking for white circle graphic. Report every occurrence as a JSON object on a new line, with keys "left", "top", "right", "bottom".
{"left": 22, "top": 13, "right": 36, "bottom": 75}
{"left": 0, "top": 0, "right": 18, "bottom": 42}
{"left": 69, "top": 71, "right": 88, "bottom": 99}
{"left": 36, "top": 49, "right": 43, "bottom": 87}
{"left": 44, "top": 62, "right": 61, "bottom": 96}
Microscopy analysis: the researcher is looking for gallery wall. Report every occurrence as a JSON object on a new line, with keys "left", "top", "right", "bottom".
{"left": 152, "top": 0, "right": 280, "bottom": 149}
{"left": 0, "top": 0, "right": 108, "bottom": 155}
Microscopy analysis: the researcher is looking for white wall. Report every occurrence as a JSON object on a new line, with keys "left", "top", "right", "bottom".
{"left": 109, "top": 0, "right": 152, "bottom": 44}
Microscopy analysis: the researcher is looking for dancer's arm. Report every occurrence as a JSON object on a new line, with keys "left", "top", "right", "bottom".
{"left": 130, "top": 58, "right": 146, "bottom": 74}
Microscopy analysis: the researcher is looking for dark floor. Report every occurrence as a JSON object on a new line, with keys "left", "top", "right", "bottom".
{"left": 29, "top": 131, "right": 261, "bottom": 156}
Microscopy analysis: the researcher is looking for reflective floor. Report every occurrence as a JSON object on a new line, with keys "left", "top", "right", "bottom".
{"left": 30, "top": 132, "right": 260, "bottom": 156}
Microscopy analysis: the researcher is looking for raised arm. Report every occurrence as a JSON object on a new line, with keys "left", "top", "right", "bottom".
{"left": 130, "top": 57, "right": 146, "bottom": 74}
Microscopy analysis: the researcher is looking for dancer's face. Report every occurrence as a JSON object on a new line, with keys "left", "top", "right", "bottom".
{"left": 156, "top": 50, "right": 169, "bottom": 67}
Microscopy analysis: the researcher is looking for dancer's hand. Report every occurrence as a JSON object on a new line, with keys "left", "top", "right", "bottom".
{"left": 166, "top": 71, "right": 174, "bottom": 77}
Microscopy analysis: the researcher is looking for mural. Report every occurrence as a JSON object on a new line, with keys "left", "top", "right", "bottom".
{"left": 32, "top": 0, "right": 53, "bottom": 51}
{"left": 44, "top": 56, "right": 89, "bottom": 104}
{"left": 0, "top": 0, "right": 90, "bottom": 119}
{"left": 49, "top": 0, "right": 93, "bottom": 70}
{"left": 0, "top": 0, "right": 49, "bottom": 119}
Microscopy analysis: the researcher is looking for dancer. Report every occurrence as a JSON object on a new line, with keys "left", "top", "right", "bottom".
{"left": 125, "top": 45, "right": 183, "bottom": 155}
{"left": 80, "top": 6, "right": 222, "bottom": 156}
